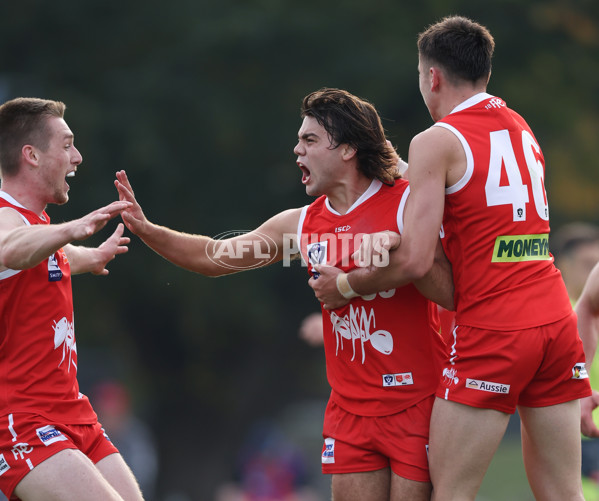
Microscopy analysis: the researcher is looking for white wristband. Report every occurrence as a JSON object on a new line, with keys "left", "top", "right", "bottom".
{"left": 336, "top": 273, "right": 359, "bottom": 300}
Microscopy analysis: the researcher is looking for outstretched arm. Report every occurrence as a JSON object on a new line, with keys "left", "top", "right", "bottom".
{"left": 576, "top": 262, "right": 599, "bottom": 437}
{"left": 65, "top": 223, "right": 130, "bottom": 275}
{"left": 0, "top": 201, "right": 130, "bottom": 271}
{"left": 115, "top": 170, "right": 301, "bottom": 276}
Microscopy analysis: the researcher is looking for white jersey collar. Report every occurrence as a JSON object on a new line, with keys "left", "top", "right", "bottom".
{"left": 449, "top": 92, "right": 494, "bottom": 115}
{"left": 0, "top": 190, "right": 28, "bottom": 209}
{"left": 0, "top": 190, "right": 46, "bottom": 222}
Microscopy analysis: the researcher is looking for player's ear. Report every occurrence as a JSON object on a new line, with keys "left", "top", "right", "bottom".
{"left": 22, "top": 145, "right": 39, "bottom": 166}
{"left": 430, "top": 66, "right": 443, "bottom": 92}
{"left": 341, "top": 144, "right": 357, "bottom": 161}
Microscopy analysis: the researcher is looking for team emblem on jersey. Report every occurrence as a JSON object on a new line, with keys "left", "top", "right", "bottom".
{"left": 572, "top": 363, "right": 589, "bottom": 380}
{"left": 307, "top": 241, "right": 327, "bottom": 278}
{"left": 52, "top": 316, "right": 77, "bottom": 372}
{"left": 442, "top": 367, "right": 459, "bottom": 388}
{"left": 329, "top": 305, "right": 393, "bottom": 363}
{"left": 48, "top": 253, "right": 63, "bottom": 282}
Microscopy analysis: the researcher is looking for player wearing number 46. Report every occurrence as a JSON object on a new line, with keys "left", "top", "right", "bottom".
{"left": 115, "top": 88, "right": 455, "bottom": 501}
{"left": 309, "top": 15, "right": 593, "bottom": 501}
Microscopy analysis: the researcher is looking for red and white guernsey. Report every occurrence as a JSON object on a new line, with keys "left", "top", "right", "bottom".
{"left": 437, "top": 93, "right": 571, "bottom": 329}
{"left": 0, "top": 191, "right": 96, "bottom": 424}
{"left": 298, "top": 179, "right": 446, "bottom": 416}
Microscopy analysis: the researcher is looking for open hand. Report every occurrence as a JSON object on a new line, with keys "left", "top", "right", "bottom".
{"left": 115, "top": 170, "right": 149, "bottom": 236}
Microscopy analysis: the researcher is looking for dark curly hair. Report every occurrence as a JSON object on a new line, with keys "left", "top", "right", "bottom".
{"left": 301, "top": 88, "right": 399, "bottom": 185}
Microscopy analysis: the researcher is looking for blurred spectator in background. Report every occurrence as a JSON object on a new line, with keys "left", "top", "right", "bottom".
{"left": 92, "top": 381, "right": 159, "bottom": 501}
{"left": 551, "top": 222, "right": 599, "bottom": 500}
{"left": 298, "top": 312, "right": 323, "bottom": 347}
{"left": 215, "top": 420, "right": 320, "bottom": 501}
{"left": 551, "top": 222, "right": 599, "bottom": 304}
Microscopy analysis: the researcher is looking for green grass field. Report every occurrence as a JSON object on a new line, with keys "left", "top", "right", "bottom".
{"left": 476, "top": 435, "right": 534, "bottom": 501}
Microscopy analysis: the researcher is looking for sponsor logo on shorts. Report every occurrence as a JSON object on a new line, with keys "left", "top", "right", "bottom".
{"left": 36, "top": 425, "right": 68, "bottom": 446}
{"left": 572, "top": 363, "right": 589, "bottom": 379}
{"left": 382, "top": 372, "right": 413, "bottom": 387}
{"left": 0, "top": 454, "right": 10, "bottom": 476}
{"left": 491, "top": 234, "right": 550, "bottom": 263}
{"left": 322, "top": 437, "right": 335, "bottom": 464}
{"left": 466, "top": 378, "right": 510, "bottom": 394}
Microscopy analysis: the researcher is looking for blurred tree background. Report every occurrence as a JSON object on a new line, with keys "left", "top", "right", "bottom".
{"left": 0, "top": 0, "right": 598, "bottom": 499}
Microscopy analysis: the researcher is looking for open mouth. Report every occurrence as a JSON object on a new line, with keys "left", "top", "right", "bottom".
{"left": 298, "top": 163, "right": 310, "bottom": 184}
{"left": 66, "top": 170, "right": 76, "bottom": 178}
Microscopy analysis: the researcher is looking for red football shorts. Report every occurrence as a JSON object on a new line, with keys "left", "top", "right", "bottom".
{"left": 436, "top": 312, "right": 592, "bottom": 413}
{"left": 0, "top": 413, "right": 118, "bottom": 499}
{"left": 321, "top": 395, "right": 434, "bottom": 482}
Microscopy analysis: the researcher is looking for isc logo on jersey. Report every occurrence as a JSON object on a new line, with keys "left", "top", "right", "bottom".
{"left": 382, "top": 372, "right": 413, "bottom": 387}
{"left": 466, "top": 378, "right": 510, "bottom": 394}
{"left": 36, "top": 425, "right": 68, "bottom": 446}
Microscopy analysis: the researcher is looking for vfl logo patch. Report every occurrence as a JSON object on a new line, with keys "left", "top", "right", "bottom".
{"left": 36, "top": 426, "right": 68, "bottom": 446}
{"left": 48, "top": 253, "right": 63, "bottom": 282}
{"left": 466, "top": 378, "right": 510, "bottom": 394}
{"left": 572, "top": 363, "right": 589, "bottom": 380}
{"left": 492, "top": 234, "right": 550, "bottom": 263}
{"left": 307, "top": 241, "right": 328, "bottom": 279}
{"left": 0, "top": 454, "right": 10, "bottom": 476}
{"left": 382, "top": 372, "right": 413, "bottom": 387}
{"left": 322, "top": 437, "right": 335, "bottom": 464}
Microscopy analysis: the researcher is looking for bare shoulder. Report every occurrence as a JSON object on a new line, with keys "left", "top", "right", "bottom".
{"left": 411, "top": 125, "right": 462, "bottom": 156}
{"left": 409, "top": 126, "right": 466, "bottom": 185}
{"left": 0, "top": 207, "right": 27, "bottom": 232}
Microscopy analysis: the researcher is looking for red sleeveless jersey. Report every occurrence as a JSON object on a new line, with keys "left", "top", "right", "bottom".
{"left": 437, "top": 94, "right": 571, "bottom": 329}
{"left": 298, "top": 179, "right": 446, "bottom": 416}
{"left": 0, "top": 192, "right": 96, "bottom": 424}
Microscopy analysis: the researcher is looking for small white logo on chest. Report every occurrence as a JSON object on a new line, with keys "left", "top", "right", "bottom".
{"left": 52, "top": 317, "right": 77, "bottom": 371}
